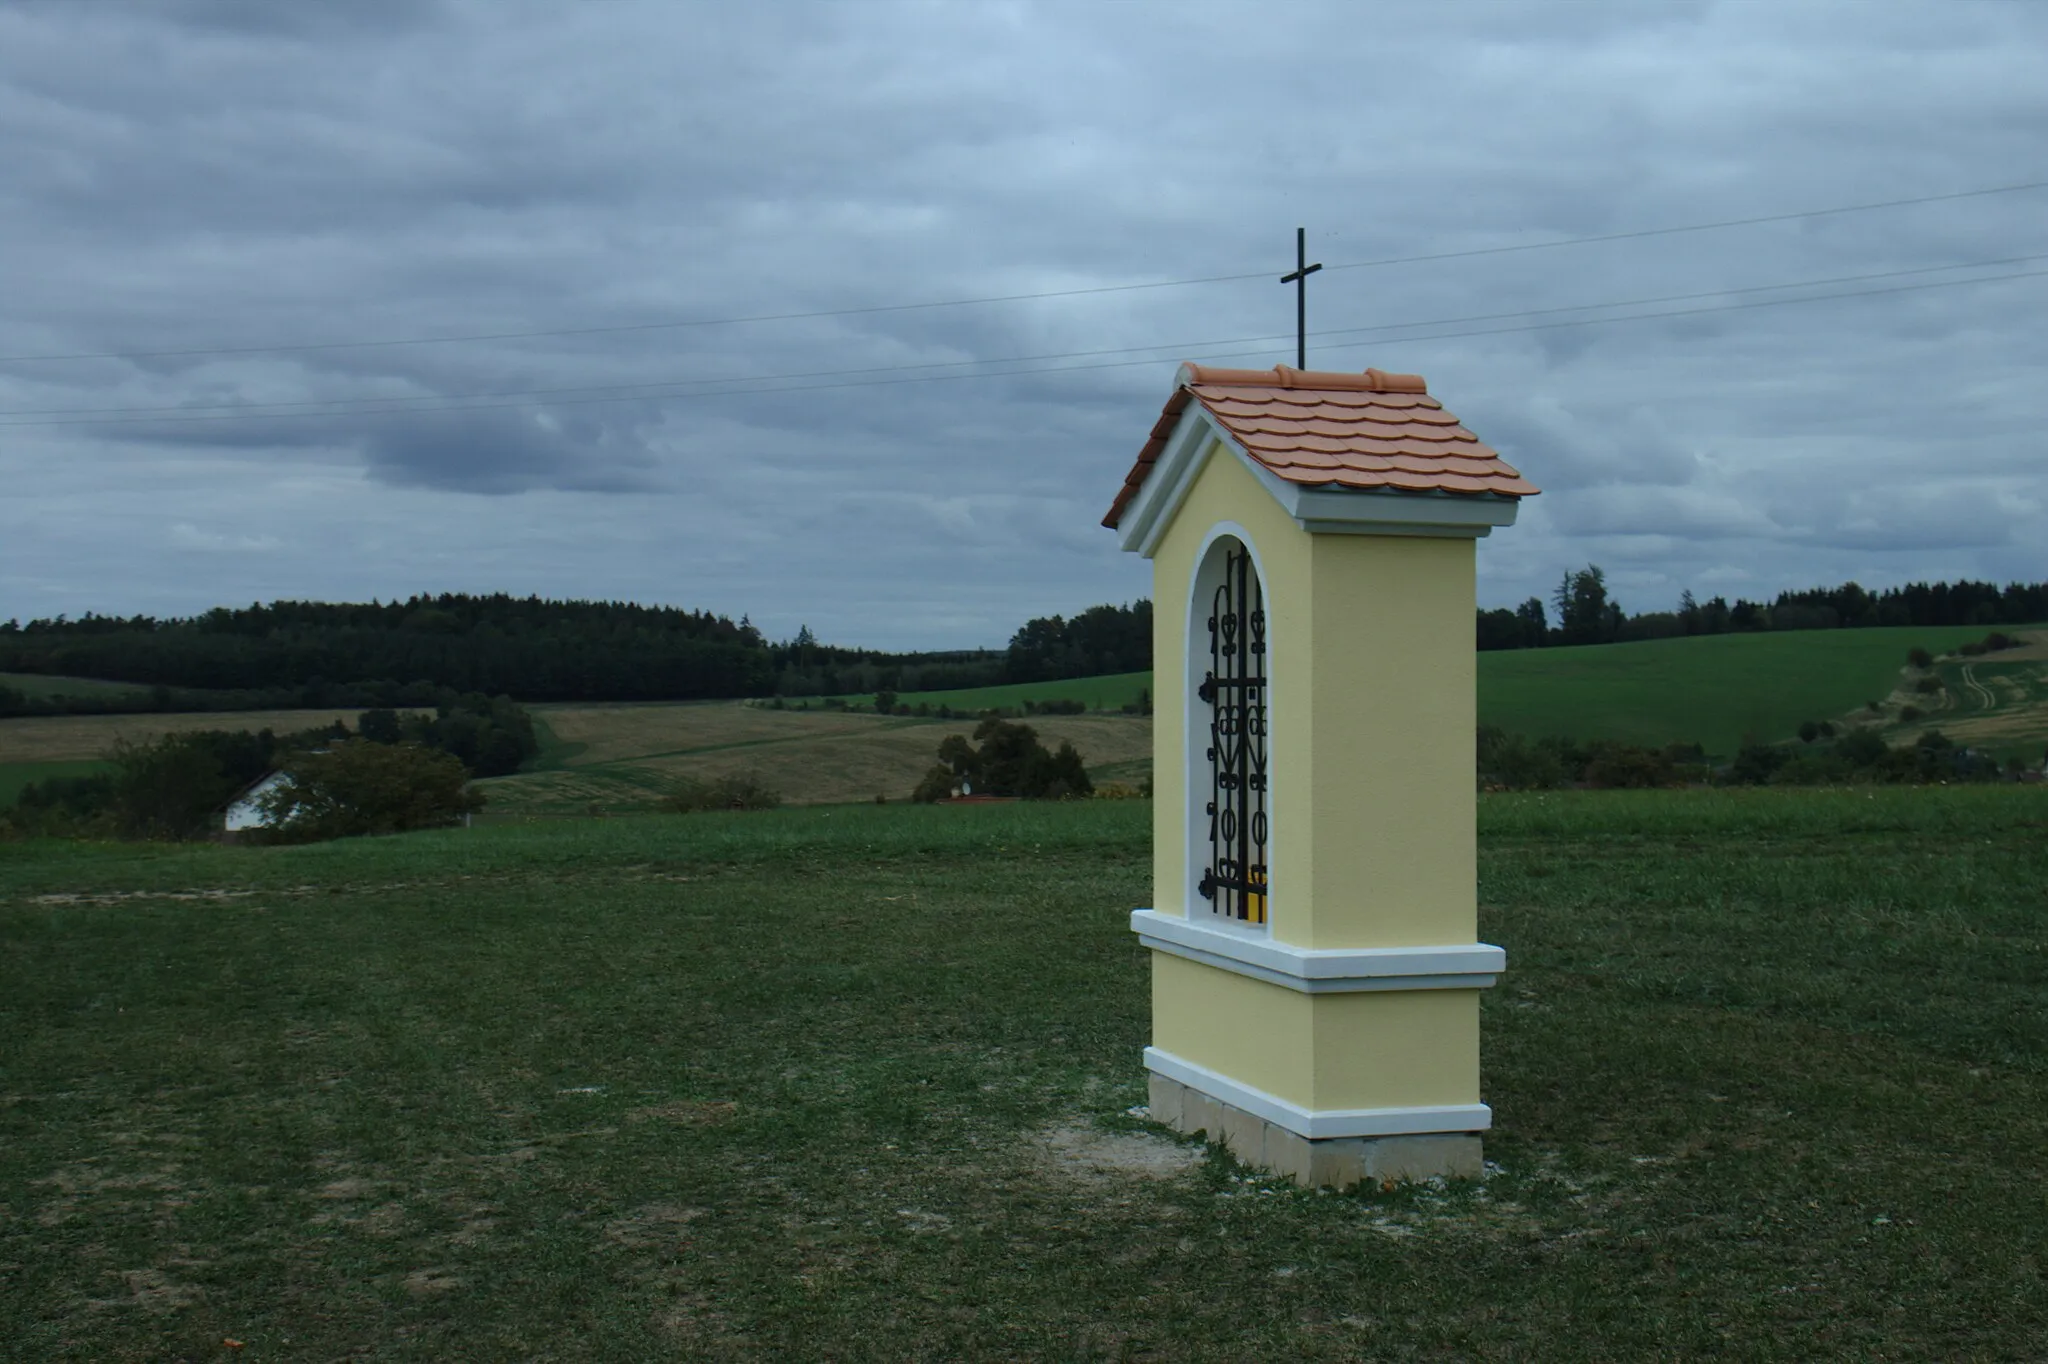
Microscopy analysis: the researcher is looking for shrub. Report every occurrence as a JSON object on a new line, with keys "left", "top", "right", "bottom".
{"left": 1899, "top": 705, "right": 1924, "bottom": 722}
{"left": 1725, "top": 741, "right": 1790, "bottom": 786}
{"left": 258, "top": 740, "right": 482, "bottom": 841}
{"left": 911, "top": 765, "right": 955, "bottom": 804}
{"left": 1092, "top": 782, "right": 1148, "bottom": 800}
{"left": 663, "top": 772, "right": 783, "bottom": 814}
{"left": 1581, "top": 743, "right": 1676, "bottom": 789}
{"left": 1475, "top": 726, "right": 1568, "bottom": 790}
{"left": 1907, "top": 647, "right": 1934, "bottom": 668}
{"left": 1770, "top": 751, "right": 1851, "bottom": 785}
{"left": 1914, "top": 676, "right": 1944, "bottom": 694}
{"left": 1833, "top": 728, "right": 1890, "bottom": 768}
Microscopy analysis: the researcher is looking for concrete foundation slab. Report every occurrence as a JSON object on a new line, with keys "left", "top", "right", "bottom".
{"left": 1146, "top": 1073, "right": 1483, "bottom": 1188}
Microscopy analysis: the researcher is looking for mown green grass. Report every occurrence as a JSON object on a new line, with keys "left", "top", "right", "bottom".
{"left": 3, "top": 791, "right": 2045, "bottom": 1358}
{"left": 0, "top": 759, "right": 111, "bottom": 808}
{"left": 831, "top": 669, "right": 1152, "bottom": 714}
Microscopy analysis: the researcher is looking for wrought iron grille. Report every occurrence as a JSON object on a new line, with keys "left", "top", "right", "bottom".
{"left": 1197, "top": 544, "right": 1268, "bottom": 924}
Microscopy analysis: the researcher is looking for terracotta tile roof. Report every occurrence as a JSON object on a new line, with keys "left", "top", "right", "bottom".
{"left": 1102, "top": 364, "right": 1538, "bottom": 529}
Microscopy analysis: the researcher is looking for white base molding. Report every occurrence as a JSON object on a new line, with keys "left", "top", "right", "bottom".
{"left": 1130, "top": 910, "right": 1504, "bottom": 993}
{"left": 1144, "top": 1048, "right": 1490, "bottom": 1141}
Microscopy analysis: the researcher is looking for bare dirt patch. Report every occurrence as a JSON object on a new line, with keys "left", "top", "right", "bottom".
{"left": 626, "top": 1100, "right": 738, "bottom": 1127}
{"left": 1031, "top": 1121, "right": 1203, "bottom": 1182}
{"left": 87, "top": 1267, "right": 205, "bottom": 1313}
{"left": 402, "top": 1267, "right": 465, "bottom": 1297}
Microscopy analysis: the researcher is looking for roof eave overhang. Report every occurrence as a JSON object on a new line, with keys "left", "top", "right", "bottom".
{"left": 1115, "top": 399, "right": 1522, "bottom": 558}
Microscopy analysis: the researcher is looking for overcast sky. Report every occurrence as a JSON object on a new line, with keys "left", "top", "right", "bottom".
{"left": 2, "top": 0, "right": 2043, "bottom": 650}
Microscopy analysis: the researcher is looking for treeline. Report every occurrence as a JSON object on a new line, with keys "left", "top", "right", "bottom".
{"left": 0, "top": 595, "right": 1153, "bottom": 710}
{"left": 1479, "top": 568, "right": 2048, "bottom": 650}
{"left": 0, "top": 597, "right": 773, "bottom": 702}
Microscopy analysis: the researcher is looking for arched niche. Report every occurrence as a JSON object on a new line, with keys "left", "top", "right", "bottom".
{"left": 1185, "top": 527, "right": 1270, "bottom": 928}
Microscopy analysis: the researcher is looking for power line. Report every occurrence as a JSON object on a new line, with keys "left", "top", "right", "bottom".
{"left": 5, "top": 254, "right": 2040, "bottom": 423}
{"left": 5, "top": 261, "right": 2043, "bottom": 430}
{"left": 2, "top": 178, "right": 2042, "bottom": 366}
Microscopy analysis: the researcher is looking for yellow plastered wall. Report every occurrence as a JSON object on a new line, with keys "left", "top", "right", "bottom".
{"left": 1148, "top": 439, "right": 1477, "bottom": 949}
{"left": 1308, "top": 990, "right": 1481, "bottom": 1110}
{"left": 1300, "top": 532, "right": 1476, "bottom": 948}
{"left": 1151, "top": 953, "right": 1313, "bottom": 1106}
{"left": 1152, "top": 956, "right": 1482, "bottom": 1112}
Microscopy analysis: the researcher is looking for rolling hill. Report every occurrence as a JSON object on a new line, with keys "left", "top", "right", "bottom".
{"left": 6, "top": 625, "right": 2042, "bottom": 812}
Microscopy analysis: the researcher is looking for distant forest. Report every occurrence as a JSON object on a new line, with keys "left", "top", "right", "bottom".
{"left": 1478, "top": 569, "right": 2048, "bottom": 651}
{"left": 0, "top": 575, "right": 2040, "bottom": 715}
{"left": 0, "top": 595, "right": 1150, "bottom": 714}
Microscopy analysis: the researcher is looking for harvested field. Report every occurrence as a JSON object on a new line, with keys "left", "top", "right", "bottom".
{"left": 490, "top": 708, "right": 1152, "bottom": 812}
{"left": 533, "top": 701, "right": 885, "bottom": 766}
{"left": 0, "top": 710, "right": 394, "bottom": 765}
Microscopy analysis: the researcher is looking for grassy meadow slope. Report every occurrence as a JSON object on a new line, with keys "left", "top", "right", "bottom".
{"left": 2, "top": 789, "right": 2042, "bottom": 1358}
{"left": 0, "top": 671, "right": 149, "bottom": 701}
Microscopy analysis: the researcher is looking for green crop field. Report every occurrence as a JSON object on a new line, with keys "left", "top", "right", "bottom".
{"left": 863, "top": 625, "right": 2044, "bottom": 759}
{"left": 3, "top": 789, "right": 2043, "bottom": 1358}
{"left": 0, "top": 671, "right": 149, "bottom": 701}
{"left": 1476, "top": 623, "right": 2039, "bottom": 755}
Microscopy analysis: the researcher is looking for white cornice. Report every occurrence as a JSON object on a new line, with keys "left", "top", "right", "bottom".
{"left": 1131, "top": 910, "right": 1504, "bottom": 993}
{"left": 1116, "top": 398, "right": 1521, "bottom": 557}
{"left": 1145, "top": 1048, "right": 1492, "bottom": 1138}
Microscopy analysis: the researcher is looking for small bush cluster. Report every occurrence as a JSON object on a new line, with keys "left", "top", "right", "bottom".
{"left": 1957, "top": 631, "right": 2022, "bottom": 657}
{"left": 911, "top": 717, "right": 1092, "bottom": 802}
{"left": 1090, "top": 781, "right": 1148, "bottom": 800}
{"left": 663, "top": 772, "right": 783, "bottom": 813}
{"left": 1478, "top": 720, "right": 2036, "bottom": 790}
{"left": 1478, "top": 727, "right": 1710, "bottom": 791}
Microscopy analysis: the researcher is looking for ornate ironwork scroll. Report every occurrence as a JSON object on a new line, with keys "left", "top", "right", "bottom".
{"left": 1197, "top": 544, "right": 1268, "bottom": 924}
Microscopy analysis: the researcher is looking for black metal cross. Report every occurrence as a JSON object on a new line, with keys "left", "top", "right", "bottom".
{"left": 1279, "top": 226, "right": 1322, "bottom": 369}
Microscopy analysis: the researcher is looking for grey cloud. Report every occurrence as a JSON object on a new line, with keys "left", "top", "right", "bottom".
{"left": 356, "top": 409, "right": 662, "bottom": 495}
{"left": 4, "top": 0, "right": 2048, "bottom": 646}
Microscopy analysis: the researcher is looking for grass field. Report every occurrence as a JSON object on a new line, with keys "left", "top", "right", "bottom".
{"left": 826, "top": 670, "right": 1153, "bottom": 715}
{"left": 3, "top": 789, "right": 2043, "bottom": 1358}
